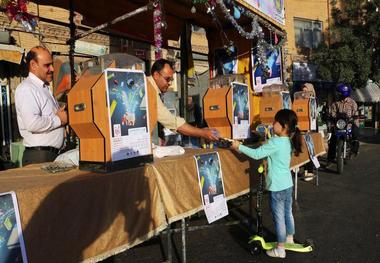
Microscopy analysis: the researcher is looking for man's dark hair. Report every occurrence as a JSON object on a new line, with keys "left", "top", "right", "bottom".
{"left": 25, "top": 46, "right": 48, "bottom": 69}
{"left": 151, "top": 59, "right": 174, "bottom": 75}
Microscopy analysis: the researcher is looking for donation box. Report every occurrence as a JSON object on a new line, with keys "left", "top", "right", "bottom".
{"left": 68, "top": 67, "right": 157, "bottom": 172}
{"left": 260, "top": 84, "right": 292, "bottom": 125}
{"left": 292, "top": 91, "right": 317, "bottom": 131}
{"left": 203, "top": 75, "right": 252, "bottom": 139}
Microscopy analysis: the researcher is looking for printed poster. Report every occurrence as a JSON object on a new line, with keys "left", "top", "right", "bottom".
{"left": 194, "top": 152, "right": 228, "bottom": 224}
{"left": 0, "top": 192, "right": 28, "bottom": 263}
{"left": 213, "top": 45, "right": 238, "bottom": 77}
{"left": 309, "top": 97, "right": 317, "bottom": 131}
{"left": 231, "top": 82, "right": 250, "bottom": 139}
{"left": 252, "top": 47, "right": 282, "bottom": 93}
{"left": 243, "top": 0, "right": 285, "bottom": 25}
{"left": 304, "top": 133, "right": 320, "bottom": 168}
{"left": 105, "top": 69, "right": 151, "bottom": 161}
{"left": 281, "top": 92, "right": 292, "bottom": 110}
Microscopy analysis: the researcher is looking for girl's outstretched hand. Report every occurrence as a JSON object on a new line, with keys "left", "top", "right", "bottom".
{"left": 231, "top": 140, "right": 242, "bottom": 150}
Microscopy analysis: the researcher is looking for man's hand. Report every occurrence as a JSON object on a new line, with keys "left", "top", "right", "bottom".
{"left": 56, "top": 106, "right": 68, "bottom": 126}
{"left": 201, "top": 128, "right": 220, "bottom": 141}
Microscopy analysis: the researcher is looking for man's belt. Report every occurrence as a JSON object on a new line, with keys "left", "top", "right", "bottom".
{"left": 25, "top": 146, "right": 60, "bottom": 154}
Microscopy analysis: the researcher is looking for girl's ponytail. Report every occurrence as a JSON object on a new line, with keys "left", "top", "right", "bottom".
{"left": 291, "top": 127, "right": 302, "bottom": 156}
{"left": 274, "top": 109, "right": 303, "bottom": 156}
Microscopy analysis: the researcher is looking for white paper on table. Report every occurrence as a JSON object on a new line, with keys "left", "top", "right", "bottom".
{"left": 194, "top": 152, "right": 229, "bottom": 224}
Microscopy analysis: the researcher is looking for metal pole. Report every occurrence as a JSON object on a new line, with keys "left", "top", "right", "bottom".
{"left": 68, "top": 0, "right": 76, "bottom": 90}
{"left": 167, "top": 223, "right": 172, "bottom": 263}
{"left": 72, "top": 3, "right": 153, "bottom": 41}
{"left": 181, "top": 218, "right": 187, "bottom": 263}
{"left": 180, "top": 21, "right": 190, "bottom": 119}
{"left": 294, "top": 167, "right": 299, "bottom": 200}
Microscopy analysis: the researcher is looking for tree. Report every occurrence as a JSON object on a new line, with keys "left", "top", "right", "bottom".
{"left": 311, "top": 0, "right": 380, "bottom": 89}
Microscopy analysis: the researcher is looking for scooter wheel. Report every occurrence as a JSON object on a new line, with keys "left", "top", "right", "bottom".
{"left": 249, "top": 241, "right": 262, "bottom": 255}
{"left": 305, "top": 238, "right": 315, "bottom": 249}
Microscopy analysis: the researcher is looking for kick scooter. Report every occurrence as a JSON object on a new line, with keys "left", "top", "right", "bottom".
{"left": 247, "top": 125, "right": 314, "bottom": 255}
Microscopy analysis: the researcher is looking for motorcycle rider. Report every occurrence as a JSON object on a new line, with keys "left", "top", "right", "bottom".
{"left": 327, "top": 83, "right": 359, "bottom": 166}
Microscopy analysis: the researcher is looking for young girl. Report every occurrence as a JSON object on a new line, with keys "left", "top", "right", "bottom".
{"left": 232, "top": 109, "right": 302, "bottom": 258}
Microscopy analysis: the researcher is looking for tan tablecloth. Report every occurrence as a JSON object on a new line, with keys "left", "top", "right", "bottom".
{"left": 0, "top": 148, "right": 252, "bottom": 263}
{"left": 0, "top": 135, "right": 324, "bottom": 262}
{"left": 150, "top": 148, "right": 252, "bottom": 223}
{"left": 0, "top": 164, "right": 167, "bottom": 263}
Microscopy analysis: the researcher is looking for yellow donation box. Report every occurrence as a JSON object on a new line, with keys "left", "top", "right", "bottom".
{"left": 292, "top": 91, "right": 317, "bottom": 131}
{"left": 259, "top": 84, "right": 292, "bottom": 125}
{"left": 203, "top": 75, "right": 252, "bottom": 139}
{"left": 68, "top": 67, "right": 157, "bottom": 172}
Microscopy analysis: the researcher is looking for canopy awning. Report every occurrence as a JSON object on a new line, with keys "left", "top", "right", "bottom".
{"left": 0, "top": 44, "right": 25, "bottom": 64}
{"left": 352, "top": 80, "right": 380, "bottom": 103}
{"left": 30, "top": 0, "right": 284, "bottom": 44}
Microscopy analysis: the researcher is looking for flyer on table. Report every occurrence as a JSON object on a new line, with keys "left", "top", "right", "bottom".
{"left": 0, "top": 191, "right": 28, "bottom": 263}
{"left": 194, "top": 152, "right": 228, "bottom": 224}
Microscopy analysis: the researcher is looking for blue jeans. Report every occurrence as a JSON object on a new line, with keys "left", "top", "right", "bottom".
{"left": 270, "top": 187, "right": 295, "bottom": 243}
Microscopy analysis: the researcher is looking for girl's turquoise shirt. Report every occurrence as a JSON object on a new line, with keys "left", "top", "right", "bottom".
{"left": 238, "top": 136, "right": 293, "bottom": 191}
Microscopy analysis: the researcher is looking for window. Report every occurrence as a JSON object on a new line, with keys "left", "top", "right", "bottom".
{"left": 294, "top": 18, "right": 323, "bottom": 49}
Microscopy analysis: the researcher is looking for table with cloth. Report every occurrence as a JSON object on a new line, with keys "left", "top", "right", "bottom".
{"left": 0, "top": 132, "right": 324, "bottom": 262}
{"left": 0, "top": 148, "right": 251, "bottom": 263}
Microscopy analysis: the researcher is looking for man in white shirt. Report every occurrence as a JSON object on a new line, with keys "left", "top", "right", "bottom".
{"left": 15, "top": 46, "right": 67, "bottom": 165}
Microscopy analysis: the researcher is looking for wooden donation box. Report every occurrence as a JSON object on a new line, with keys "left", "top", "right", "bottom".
{"left": 68, "top": 64, "right": 157, "bottom": 172}
{"left": 292, "top": 91, "right": 317, "bottom": 131}
{"left": 203, "top": 75, "right": 252, "bottom": 139}
{"left": 260, "top": 84, "right": 292, "bottom": 125}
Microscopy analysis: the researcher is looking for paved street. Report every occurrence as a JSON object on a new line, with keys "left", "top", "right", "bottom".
{"left": 110, "top": 129, "right": 380, "bottom": 263}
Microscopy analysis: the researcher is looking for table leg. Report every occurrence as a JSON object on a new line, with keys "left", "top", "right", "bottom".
{"left": 182, "top": 218, "right": 187, "bottom": 263}
{"left": 294, "top": 167, "right": 299, "bottom": 200}
{"left": 167, "top": 224, "right": 172, "bottom": 263}
{"left": 316, "top": 168, "right": 319, "bottom": 186}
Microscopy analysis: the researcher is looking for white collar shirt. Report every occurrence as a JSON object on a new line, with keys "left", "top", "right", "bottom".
{"left": 15, "top": 72, "right": 64, "bottom": 149}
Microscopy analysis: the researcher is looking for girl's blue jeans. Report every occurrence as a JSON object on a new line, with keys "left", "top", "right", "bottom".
{"left": 270, "top": 187, "right": 295, "bottom": 243}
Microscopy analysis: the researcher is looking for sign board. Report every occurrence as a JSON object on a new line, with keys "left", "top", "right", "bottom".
{"left": 242, "top": 0, "right": 285, "bottom": 25}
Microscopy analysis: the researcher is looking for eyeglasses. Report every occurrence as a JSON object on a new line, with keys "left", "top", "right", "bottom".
{"left": 158, "top": 72, "right": 174, "bottom": 83}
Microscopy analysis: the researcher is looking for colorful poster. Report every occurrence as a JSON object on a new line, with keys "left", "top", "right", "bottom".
{"left": 53, "top": 57, "right": 85, "bottom": 97}
{"left": 309, "top": 97, "right": 317, "bottom": 131}
{"left": 0, "top": 84, "right": 12, "bottom": 146}
{"left": 231, "top": 82, "right": 250, "bottom": 139}
{"left": 304, "top": 133, "right": 320, "bottom": 168}
{"left": 252, "top": 47, "right": 282, "bottom": 93}
{"left": 194, "top": 152, "right": 228, "bottom": 224}
{"left": 243, "top": 0, "right": 285, "bottom": 25}
{"left": 282, "top": 92, "right": 292, "bottom": 110}
{"left": 0, "top": 192, "right": 28, "bottom": 263}
{"left": 105, "top": 69, "right": 151, "bottom": 161}
{"left": 213, "top": 45, "right": 238, "bottom": 76}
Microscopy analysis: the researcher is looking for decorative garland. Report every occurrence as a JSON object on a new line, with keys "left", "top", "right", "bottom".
{"left": 198, "top": 0, "right": 287, "bottom": 75}
{"left": 153, "top": 1, "right": 163, "bottom": 60}
{"left": 1, "top": 0, "right": 38, "bottom": 32}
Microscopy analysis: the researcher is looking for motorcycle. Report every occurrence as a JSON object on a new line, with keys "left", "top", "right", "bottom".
{"left": 328, "top": 113, "right": 354, "bottom": 174}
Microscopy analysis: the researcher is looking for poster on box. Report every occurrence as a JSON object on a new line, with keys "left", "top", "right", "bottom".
{"left": 231, "top": 82, "right": 250, "bottom": 139}
{"left": 309, "top": 97, "right": 317, "bottom": 131}
{"left": 252, "top": 47, "right": 282, "bottom": 93}
{"left": 213, "top": 45, "right": 238, "bottom": 76}
{"left": 243, "top": 0, "right": 285, "bottom": 25}
{"left": 105, "top": 69, "right": 151, "bottom": 161}
{"left": 281, "top": 92, "right": 292, "bottom": 110}
{"left": 304, "top": 133, "right": 320, "bottom": 168}
{"left": 194, "top": 152, "right": 228, "bottom": 224}
{"left": 0, "top": 192, "right": 28, "bottom": 263}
